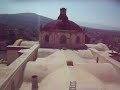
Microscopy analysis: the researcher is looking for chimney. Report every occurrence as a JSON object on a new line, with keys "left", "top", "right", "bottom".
{"left": 32, "top": 75, "right": 38, "bottom": 90}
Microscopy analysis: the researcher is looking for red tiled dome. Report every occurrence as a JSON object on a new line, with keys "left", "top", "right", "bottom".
{"left": 42, "top": 20, "right": 83, "bottom": 31}
{"left": 41, "top": 8, "right": 83, "bottom": 32}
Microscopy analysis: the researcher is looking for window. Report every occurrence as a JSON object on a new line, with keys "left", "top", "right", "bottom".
{"left": 45, "top": 35, "right": 49, "bottom": 43}
{"left": 60, "top": 35, "right": 67, "bottom": 44}
{"left": 76, "top": 36, "right": 80, "bottom": 44}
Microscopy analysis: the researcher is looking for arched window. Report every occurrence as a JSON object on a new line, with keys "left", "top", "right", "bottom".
{"left": 60, "top": 35, "right": 67, "bottom": 44}
{"left": 45, "top": 35, "right": 49, "bottom": 43}
{"left": 76, "top": 36, "right": 80, "bottom": 44}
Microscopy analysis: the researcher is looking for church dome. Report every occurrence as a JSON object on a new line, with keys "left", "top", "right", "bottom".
{"left": 41, "top": 8, "right": 83, "bottom": 31}
{"left": 42, "top": 20, "right": 83, "bottom": 31}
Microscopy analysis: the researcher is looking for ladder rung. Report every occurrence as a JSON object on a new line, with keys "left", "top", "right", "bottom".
{"left": 70, "top": 84, "right": 75, "bottom": 85}
{"left": 70, "top": 84, "right": 76, "bottom": 86}
{"left": 69, "top": 88, "right": 76, "bottom": 89}
{"left": 70, "top": 86, "right": 75, "bottom": 88}
{"left": 69, "top": 81, "right": 76, "bottom": 90}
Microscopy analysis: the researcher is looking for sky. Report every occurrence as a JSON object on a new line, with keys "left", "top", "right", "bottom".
{"left": 0, "top": 0, "right": 120, "bottom": 30}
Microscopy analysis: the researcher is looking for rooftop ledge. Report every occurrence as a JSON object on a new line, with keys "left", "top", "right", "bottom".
{"left": 7, "top": 45, "right": 30, "bottom": 50}
{"left": 0, "top": 44, "right": 39, "bottom": 90}
{"left": 89, "top": 48, "right": 120, "bottom": 73}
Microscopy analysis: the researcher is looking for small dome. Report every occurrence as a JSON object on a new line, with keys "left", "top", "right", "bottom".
{"left": 42, "top": 20, "right": 83, "bottom": 31}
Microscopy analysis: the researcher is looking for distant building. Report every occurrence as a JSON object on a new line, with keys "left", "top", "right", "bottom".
{"left": 40, "top": 8, "right": 86, "bottom": 49}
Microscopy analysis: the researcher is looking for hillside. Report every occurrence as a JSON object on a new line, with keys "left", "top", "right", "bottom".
{"left": 0, "top": 13, "right": 53, "bottom": 43}
{"left": 0, "top": 13, "right": 52, "bottom": 28}
{"left": 83, "top": 27, "right": 120, "bottom": 51}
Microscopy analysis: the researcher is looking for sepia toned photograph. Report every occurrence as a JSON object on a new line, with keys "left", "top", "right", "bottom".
{"left": 0, "top": 0, "right": 120, "bottom": 90}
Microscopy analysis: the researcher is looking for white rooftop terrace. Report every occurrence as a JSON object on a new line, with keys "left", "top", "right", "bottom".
{"left": 0, "top": 41, "right": 120, "bottom": 90}
{"left": 20, "top": 48, "right": 120, "bottom": 90}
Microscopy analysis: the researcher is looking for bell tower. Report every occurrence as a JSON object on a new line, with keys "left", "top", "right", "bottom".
{"left": 58, "top": 8, "right": 68, "bottom": 21}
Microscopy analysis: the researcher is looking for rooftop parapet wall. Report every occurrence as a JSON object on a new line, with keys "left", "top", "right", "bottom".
{"left": 0, "top": 44, "right": 39, "bottom": 90}
{"left": 13, "top": 39, "right": 23, "bottom": 46}
{"left": 6, "top": 45, "right": 30, "bottom": 65}
{"left": 89, "top": 48, "right": 120, "bottom": 74}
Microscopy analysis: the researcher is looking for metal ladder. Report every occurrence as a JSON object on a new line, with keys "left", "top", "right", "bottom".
{"left": 69, "top": 81, "right": 76, "bottom": 90}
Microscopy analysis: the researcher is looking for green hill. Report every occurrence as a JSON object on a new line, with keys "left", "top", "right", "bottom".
{"left": 0, "top": 13, "right": 53, "bottom": 44}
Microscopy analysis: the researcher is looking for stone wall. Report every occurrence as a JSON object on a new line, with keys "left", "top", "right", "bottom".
{"left": 6, "top": 46, "right": 30, "bottom": 65}
{"left": 40, "top": 30, "right": 85, "bottom": 49}
{"left": 0, "top": 44, "right": 39, "bottom": 90}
